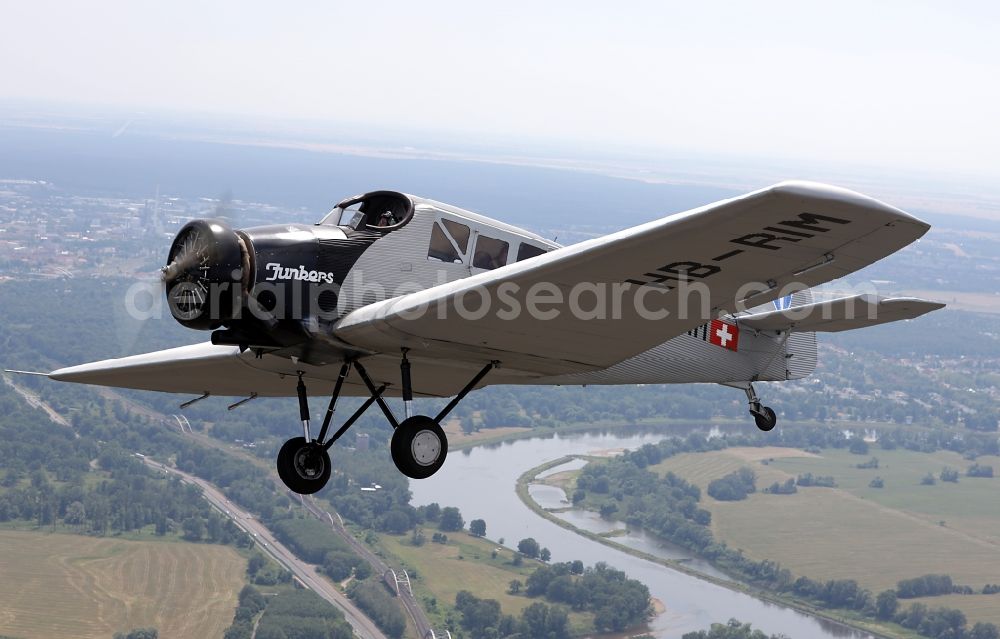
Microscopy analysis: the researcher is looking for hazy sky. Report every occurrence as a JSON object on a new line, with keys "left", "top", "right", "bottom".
{"left": 2, "top": 1, "right": 999, "bottom": 176}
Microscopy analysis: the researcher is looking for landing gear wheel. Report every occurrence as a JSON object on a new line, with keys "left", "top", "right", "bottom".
{"left": 276, "top": 436, "right": 332, "bottom": 494}
{"left": 391, "top": 416, "right": 448, "bottom": 479}
{"left": 753, "top": 406, "right": 777, "bottom": 432}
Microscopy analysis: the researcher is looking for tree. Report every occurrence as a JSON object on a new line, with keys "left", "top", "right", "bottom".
{"left": 64, "top": 500, "right": 86, "bottom": 526}
{"left": 181, "top": 517, "right": 204, "bottom": 541}
{"left": 968, "top": 463, "right": 995, "bottom": 478}
{"left": 971, "top": 622, "right": 1000, "bottom": 639}
{"left": 438, "top": 507, "right": 464, "bottom": 532}
{"left": 469, "top": 518, "right": 487, "bottom": 537}
{"left": 599, "top": 503, "right": 619, "bottom": 518}
{"left": 323, "top": 552, "right": 356, "bottom": 581}
{"left": 707, "top": 468, "right": 756, "bottom": 501}
{"left": 875, "top": 590, "right": 897, "bottom": 620}
{"left": 455, "top": 590, "right": 502, "bottom": 636}
{"left": 518, "top": 537, "right": 540, "bottom": 558}
{"left": 849, "top": 438, "right": 869, "bottom": 455}
{"left": 508, "top": 579, "right": 522, "bottom": 594}
{"left": 381, "top": 508, "right": 413, "bottom": 534}
{"left": 420, "top": 502, "right": 441, "bottom": 521}
{"left": 539, "top": 547, "right": 551, "bottom": 562}
{"left": 940, "top": 467, "right": 960, "bottom": 483}
{"left": 411, "top": 528, "right": 426, "bottom": 546}
{"left": 681, "top": 619, "right": 783, "bottom": 638}
{"left": 520, "top": 602, "right": 569, "bottom": 639}
{"left": 349, "top": 580, "right": 406, "bottom": 638}
{"left": 354, "top": 560, "right": 372, "bottom": 580}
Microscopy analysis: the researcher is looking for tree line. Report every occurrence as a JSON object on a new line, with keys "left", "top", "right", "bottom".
{"left": 455, "top": 590, "right": 570, "bottom": 639}
{"left": 521, "top": 561, "right": 651, "bottom": 632}
{"left": 224, "top": 585, "right": 353, "bottom": 639}
{"left": 572, "top": 431, "right": 1000, "bottom": 639}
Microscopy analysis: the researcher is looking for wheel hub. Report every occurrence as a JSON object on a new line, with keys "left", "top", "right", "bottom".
{"left": 293, "top": 446, "right": 324, "bottom": 479}
{"left": 411, "top": 429, "right": 442, "bottom": 466}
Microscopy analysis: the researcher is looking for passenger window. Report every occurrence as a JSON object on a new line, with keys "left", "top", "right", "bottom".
{"left": 442, "top": 219, "right": 470, "bottom": 253}
{"left": 427, "top": 222, "right": 463, "bottom": 263}
{"left": 516, "top": 243, "right": 546, "bottom": 262}
{"left": 472, "top": 235, "right": 510, "bottom": 270}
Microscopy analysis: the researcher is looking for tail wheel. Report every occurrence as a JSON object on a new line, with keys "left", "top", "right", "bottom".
{"left": 390, "top": 416, "right": 448, "bottom": 479}
{"left": 276, "top": 436, "right": 332, "bottom": 494}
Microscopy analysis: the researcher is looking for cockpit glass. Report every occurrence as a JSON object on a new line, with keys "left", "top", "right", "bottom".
{"left": 339, "top": 204, "right": 364, "bottom": 229}
{"left": 319, "top": 203, "right": 364, "bottom": 228}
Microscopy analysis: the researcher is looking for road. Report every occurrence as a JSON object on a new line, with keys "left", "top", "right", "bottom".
{"left": 3, "top": 373, "right": 73, "bottom": 429}
{"left": 141, "top": 457, "right": 388, "bottom": 639}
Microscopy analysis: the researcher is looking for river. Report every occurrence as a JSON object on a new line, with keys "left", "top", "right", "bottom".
{"left": 409, "top": 428, "right": 874, "bottom": 639}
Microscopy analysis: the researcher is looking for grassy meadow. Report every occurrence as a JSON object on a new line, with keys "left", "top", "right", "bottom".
{"left": 0, "top": 531, "right": 246, "bottom": 639}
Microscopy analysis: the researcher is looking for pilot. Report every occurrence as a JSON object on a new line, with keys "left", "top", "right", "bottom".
{"left": 494, "top": 244, "right": 508, "bottom": 268}
{"left": 377, "top": 211, "right": 397, "bottom": 227}
{"left": 475, "top": 244, "right": 508, "bottom": 269}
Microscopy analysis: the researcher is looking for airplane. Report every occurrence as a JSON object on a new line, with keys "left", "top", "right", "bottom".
{"left": 33, "top": 181, "right": 944, "bottom": 494}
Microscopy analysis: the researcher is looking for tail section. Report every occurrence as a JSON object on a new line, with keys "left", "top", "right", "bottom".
{"left": 738, "top": 291, "right": 944, "bottom": 381}
{"left": 783, "top": 289, "right": 819, "bottom": 380}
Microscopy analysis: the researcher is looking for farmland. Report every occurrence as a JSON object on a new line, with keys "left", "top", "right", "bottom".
{"left": 0, "top": 531, "right": 246, "bottom": 639}
{"left": 651, "top": 447, "right": 1000, "bottom": 625}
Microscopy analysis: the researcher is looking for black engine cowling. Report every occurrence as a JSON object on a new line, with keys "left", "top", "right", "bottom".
{"left": 162, "top": 218, "right": 380, "bottom": 345}
{"left": 163, "top": 219, "right": 247, "bottom": 330}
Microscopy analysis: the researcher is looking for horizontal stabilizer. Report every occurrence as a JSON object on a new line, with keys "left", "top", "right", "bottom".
{"left": 739, "top": 294, "right": 944, "bottom": 333}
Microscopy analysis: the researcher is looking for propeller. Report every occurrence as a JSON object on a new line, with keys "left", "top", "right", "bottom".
{"left": 162, "top": 219, "right": 245, "bottom": 330}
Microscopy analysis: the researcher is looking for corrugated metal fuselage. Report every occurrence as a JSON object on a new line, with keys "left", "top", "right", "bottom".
{"left": 326, "top": 200, "right": 816, "bottom": 394}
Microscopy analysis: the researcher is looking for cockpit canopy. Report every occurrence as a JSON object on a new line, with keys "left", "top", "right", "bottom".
{"left": 320, "top": 190, "right": 413, "bottom": 232}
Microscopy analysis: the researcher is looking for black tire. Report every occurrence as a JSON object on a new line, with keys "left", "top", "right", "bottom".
{"left": 276, "top": 436, "right": 331, "bottom": 494}
{"left": 754, "top": 406, "right": 777, "bottom": 432}
{"left": 391, "top": 415, "right": 448, "bottom": 479}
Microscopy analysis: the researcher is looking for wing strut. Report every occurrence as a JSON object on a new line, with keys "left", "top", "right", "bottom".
{"left": 321, "top": 383, "right": 387, "bottom": 451}
{"left": 354, "top": 360, "right": 401, "bottom": 429}
{"left": 316, "top": 363, "right": 351, "bottom": 445}
{"left": 435, "top": 361, "right": 499, "bottom": 424}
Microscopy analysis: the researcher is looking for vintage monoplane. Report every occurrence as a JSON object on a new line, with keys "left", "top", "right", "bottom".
{"left": 37, "top": 182, "right": 943, "bottom": 494}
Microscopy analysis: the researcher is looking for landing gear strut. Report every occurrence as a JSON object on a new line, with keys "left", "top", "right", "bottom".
{"left": 742, "top": 382, "right": 777, "bottom": 431}
{"left": 276, "top": 354, "right": 497, "bottom": 494}
{"left": 389, "top": 351, "right": 449, "bottom": 479}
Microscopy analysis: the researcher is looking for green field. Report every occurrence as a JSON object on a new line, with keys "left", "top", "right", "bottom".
{"left": 651, "top": 447, "right": 1000, "bottom": 626}
{"left": 0, "top": 531, "right": 246, "bottom": 639}
{"left": 378, "top": 531, "right": 594, "bottom": 633}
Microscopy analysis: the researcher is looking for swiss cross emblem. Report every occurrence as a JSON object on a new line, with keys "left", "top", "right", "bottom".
{"left": 709, "top": 319, "right": 739, "bottom": 351}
